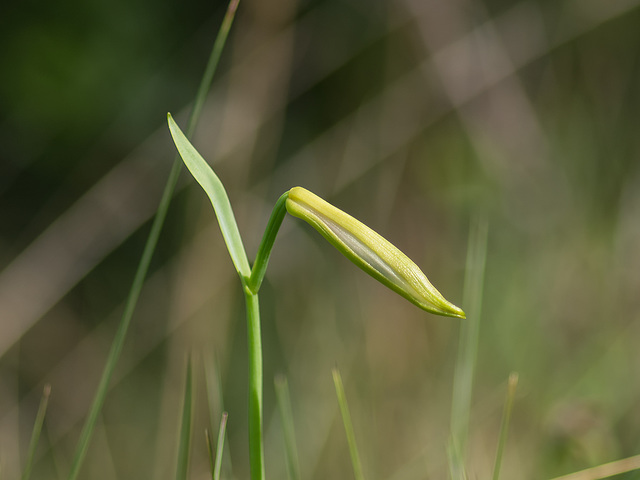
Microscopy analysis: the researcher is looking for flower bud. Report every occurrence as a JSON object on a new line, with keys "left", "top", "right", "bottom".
{"left": 286, "top": 187, "right": 465, "bottom": 318}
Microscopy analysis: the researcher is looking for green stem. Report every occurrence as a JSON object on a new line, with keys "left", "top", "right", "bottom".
{"left": 242, "top": 191, "right": 291, "bottom": 479}
{"left": 491, "top": 373, "right": 518, "bottom": 480}
{"left": 244, "top": 290, "right": 265, "bottom": 480}
{"left": 248, "top": 191, "right": 290, "bottom": 293}
{"left": 449, "top": 217, "right": 488, "bottom": 479}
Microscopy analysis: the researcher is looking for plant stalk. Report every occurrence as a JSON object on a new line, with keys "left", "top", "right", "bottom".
{"left": 244, "top": 289, "right": 265, "bottom": 480}
{"left": 248, "top": 191, "right": 290, "bottom": 293}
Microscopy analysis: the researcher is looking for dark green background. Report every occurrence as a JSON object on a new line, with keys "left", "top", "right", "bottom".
{"left": 1, "top": 0, "right": 639, "bottom": 478}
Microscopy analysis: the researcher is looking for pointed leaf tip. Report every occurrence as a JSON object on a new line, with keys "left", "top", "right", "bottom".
{"left": 166, "top": 115, "right": 251, "bottom": 278}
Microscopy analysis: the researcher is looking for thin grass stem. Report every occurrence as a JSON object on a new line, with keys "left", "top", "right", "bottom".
{"left": 333, "top": 368, "right": 365, "bottom": 480}
{"left": 449, "top": 217, "right": 488, "bottom": 479}
{"left": 491, "top": 373, "right": 518, "bottom": 480}
{"left": 548, "top": 454, "right": 640, "bottom": 480}
{"left": 185, "top": 0, "right": 240, "bottom": 137}
{"left": 275, "top": 375, "right": 301, "bottom": 480}
{"left": 206, "top": 429, "right": 215, "bottom": 479}
{"left": 204, "top": 354, "right": 222, "bottom": 435}
{"left": 175, "top": 356, "right": 194, "bottom": 480}
{"left": 65, "top": 3, "right": 239, "bottom": 479}
{"left": 21, "top": 384, "right": 51, "bottom": 480}
{"left": 213, "top": 412, "right": 229, "bottom": 480}
{"left": 447, "top": 444, "right": 468, "bottom": 480}
{"left": 66, "top": 156, "right": 182, "bottom": 480}
{"left": 204, "top": 355, "right": 234, "bottom": 476}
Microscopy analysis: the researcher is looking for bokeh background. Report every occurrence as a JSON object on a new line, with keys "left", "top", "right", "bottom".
{"left": 1, "top": 0, "right": 640, "bottom": 478}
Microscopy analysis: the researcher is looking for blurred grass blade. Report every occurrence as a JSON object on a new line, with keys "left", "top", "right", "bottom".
{"left": 204, "top": 354, "right": 234, "bottom": 476}
{"left": 275, "top": 375, "right": 301, "bottom": 480}
{"left": 204, "top": 354, "right": 223, "bottom": 430}
{"left": 548, "top": 454, "right": 640, "bottom": 480}
{"left": 185, "top": 0, "right": 240, "bottom": 136}
{"left": 206, "top": 429, "right": 215, "bottom": 479}
{"left": 21, "top": 384, "right": 51, "bottom": 480}
{"left": 65, "top": 2, "right": 239, "bottom": 478}
{"left": 213, "top": 413, "right": 228, "bottom": 480}
{"left": 175, "top": 357, "right": 194, "bottom": 480}
{"left": 204, "top": 353, "right": 223, "bottom": 434}
{"left": 332, "top": 368, "right": 365, "bottom": 480}
{"left": 167, "top": 113, "right": 251, "bottom": 279}
{"left": 449, "top": 217, "right": 488, "bottom": 479}
{"left": 447, "top": 444, "right": 468, "bottom": 480}
{"left": 491, "top": 373, "right": 518, "bottom": 480}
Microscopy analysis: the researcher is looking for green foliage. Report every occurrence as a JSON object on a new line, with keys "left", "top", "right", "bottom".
{"left": 63, "top": 3, "right": 239, "bottom": 478}
{"left": 275, "top": 376, "right": 301, "bottom": 480}
{"left": 4, "top": 0, "right": 640, "bottom": 479}
{"left": 21, "top": 385, "right": 51, "bottom": 480}
{"left": 449, "top": 218, "right": 488, "bottom": 478}
{"left": 213, "top": 413, "right": 229, "bottom": 480}
{"left": 333, "top": 369, "right": 365, "bottom": 480}
{"left": 167, "top": 113, "right": 250, "bottom": 279}
{"left": 167, "top": 111, "right": 467, "bottom": 480}
{"left": 175, "top": 357, "right": 194, "bottom": 480}
{"left": 492, "top": 373, "right": 518, "bottom": 480}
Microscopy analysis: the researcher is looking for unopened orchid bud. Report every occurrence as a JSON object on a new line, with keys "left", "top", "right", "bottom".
{"left": 285, "top": 187, "right": 465, "bottom": 318}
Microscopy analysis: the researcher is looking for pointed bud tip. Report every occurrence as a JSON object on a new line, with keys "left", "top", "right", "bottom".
{"left": 424, "top": 300, "right": 465, "bottom": 319}
{"left": 287, "top": 187, "right": 466, "bottom": 320}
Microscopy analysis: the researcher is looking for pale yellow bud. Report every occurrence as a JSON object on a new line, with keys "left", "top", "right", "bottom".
{"left": 286, "top": 187, "right": 465, "bottom": 318}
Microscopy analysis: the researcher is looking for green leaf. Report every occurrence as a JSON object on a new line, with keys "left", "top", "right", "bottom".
{"left": 167, "top": 113, "right": 251, "bottom": 279}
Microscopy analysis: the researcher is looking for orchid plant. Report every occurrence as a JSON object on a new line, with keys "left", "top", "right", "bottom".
{"left": 167, "top": 113, "right": 464, "bottom": 480}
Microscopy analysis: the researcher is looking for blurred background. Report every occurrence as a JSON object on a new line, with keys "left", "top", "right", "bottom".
{"left": 1, "top": 0, "right": 640, "bottom": 478}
